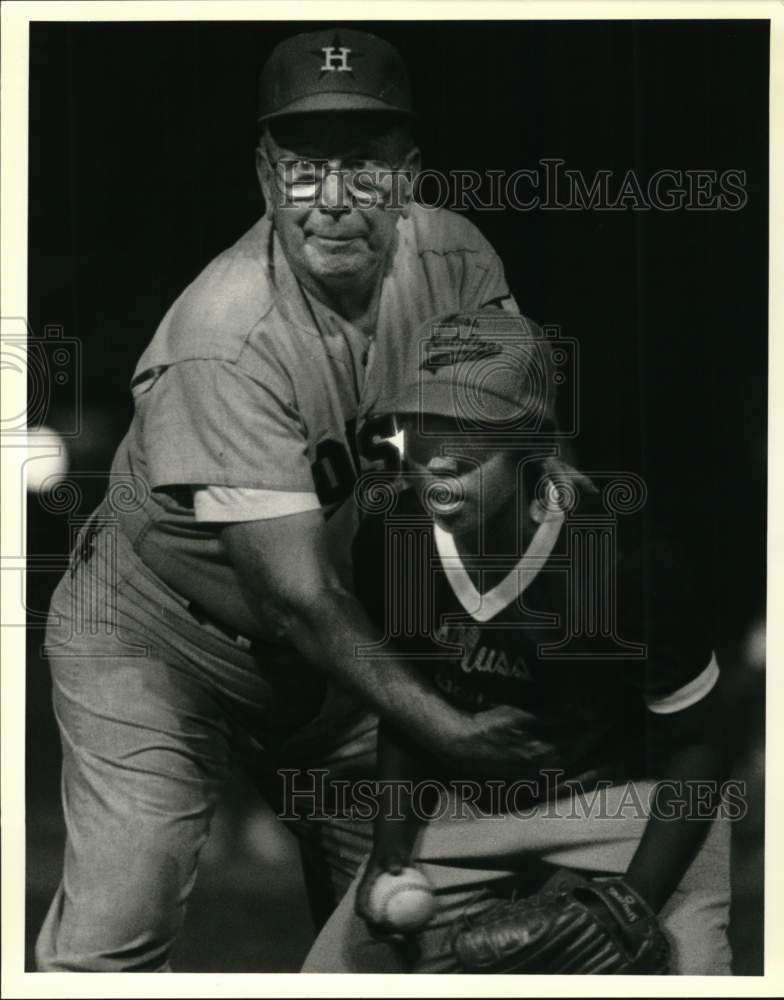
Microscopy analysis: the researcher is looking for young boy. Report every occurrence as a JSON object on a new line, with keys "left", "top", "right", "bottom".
{"left": 302, "top": 310, "right": 732, "bottom": 974}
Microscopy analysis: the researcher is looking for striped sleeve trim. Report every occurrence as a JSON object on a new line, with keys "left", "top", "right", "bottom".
{"left": 644, "top": 652, "right": 720, "bottom": 715}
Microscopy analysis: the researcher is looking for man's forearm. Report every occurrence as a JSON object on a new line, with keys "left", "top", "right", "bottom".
{"left": 221, "top": 515, "right": 535, "bottom": 777}
{"left": 373, "top": 722, "right": 421, "bottom": 862}
{"left": 272, "top": 582, "right": 464, "bottom": 759}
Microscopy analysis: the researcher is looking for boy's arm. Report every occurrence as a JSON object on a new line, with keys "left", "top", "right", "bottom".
{"left": 623, "top": 679, "right": 731, "bottom": 912}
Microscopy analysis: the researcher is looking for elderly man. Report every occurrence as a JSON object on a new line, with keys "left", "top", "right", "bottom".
{"left": 36, "top": 29, "right": 545, "bottom": 972}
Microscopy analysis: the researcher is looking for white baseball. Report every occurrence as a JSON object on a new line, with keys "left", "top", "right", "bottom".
{"left": 367, "top": 867, "right": 437, "bottom": 933}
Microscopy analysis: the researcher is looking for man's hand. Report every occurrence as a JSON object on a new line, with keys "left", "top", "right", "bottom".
{"left": 439, "top": 704, "right": 593, "bottom": 780}
{"left": 438, "top": 704, "right": 541, "bottom": 776}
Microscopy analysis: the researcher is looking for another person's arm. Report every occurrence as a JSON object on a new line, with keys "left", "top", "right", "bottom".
{"left": 353, "top": 721, "right": 425, "bottom": 934}
{"left": 221, "top": 510, "right": 536, "bottom": 776}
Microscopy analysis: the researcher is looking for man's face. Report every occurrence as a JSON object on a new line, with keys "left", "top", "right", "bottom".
{"left": 402, "top": 416, "right": 523, "bottom": 536}
{"left": 257, "top": 114, "right": 420, "bottom": 295}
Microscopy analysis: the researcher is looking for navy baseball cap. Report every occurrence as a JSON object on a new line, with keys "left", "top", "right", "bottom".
{"left": 257, "top": 29, "right": 413, "bottom": 123}
{"left": 369, "top": 309, "right": 559, "bottom": 432}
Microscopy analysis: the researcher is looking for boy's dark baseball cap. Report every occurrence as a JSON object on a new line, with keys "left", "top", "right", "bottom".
{"left": 258, "top": 29, "right": 413, "bottom": 123}
{"left": 369, "top": 309, "right": 559, "bottom": 432}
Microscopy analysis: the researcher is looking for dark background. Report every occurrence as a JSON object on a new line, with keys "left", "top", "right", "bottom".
{"left": 26, "top": 19, "right": 768, "bottom": 972}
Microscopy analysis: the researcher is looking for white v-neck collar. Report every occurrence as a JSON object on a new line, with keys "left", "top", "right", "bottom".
{"left": 433, "top": 511, "right": 564, "bottom": 623}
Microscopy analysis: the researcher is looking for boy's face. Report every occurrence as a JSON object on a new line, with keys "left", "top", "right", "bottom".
{"left": 401, "top": 416, "right": 522, "bottom": 535}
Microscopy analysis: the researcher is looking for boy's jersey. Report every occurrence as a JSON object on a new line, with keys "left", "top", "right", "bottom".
{"left": 353, "top": 486, "right": 718, "bottom": 785}
{"left": 107, "top": 206, "right": 513, "bottom": 638}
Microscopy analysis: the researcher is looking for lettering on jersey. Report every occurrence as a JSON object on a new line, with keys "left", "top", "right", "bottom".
{"left": 311, "top": 415, "right": 401, "bottom": 507}
{"left": 464, "top": 645, "right": 532, "bottom": 681}
{"left": 435, "top": 622, "right": 533, "bottom": 682}
{"left": 311, "top": 437, "right": 356, "bottom": 506}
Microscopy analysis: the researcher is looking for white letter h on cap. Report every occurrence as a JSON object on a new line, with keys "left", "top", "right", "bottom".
{"left": 321, "top": 46, "right": 352, "bottom": 72}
